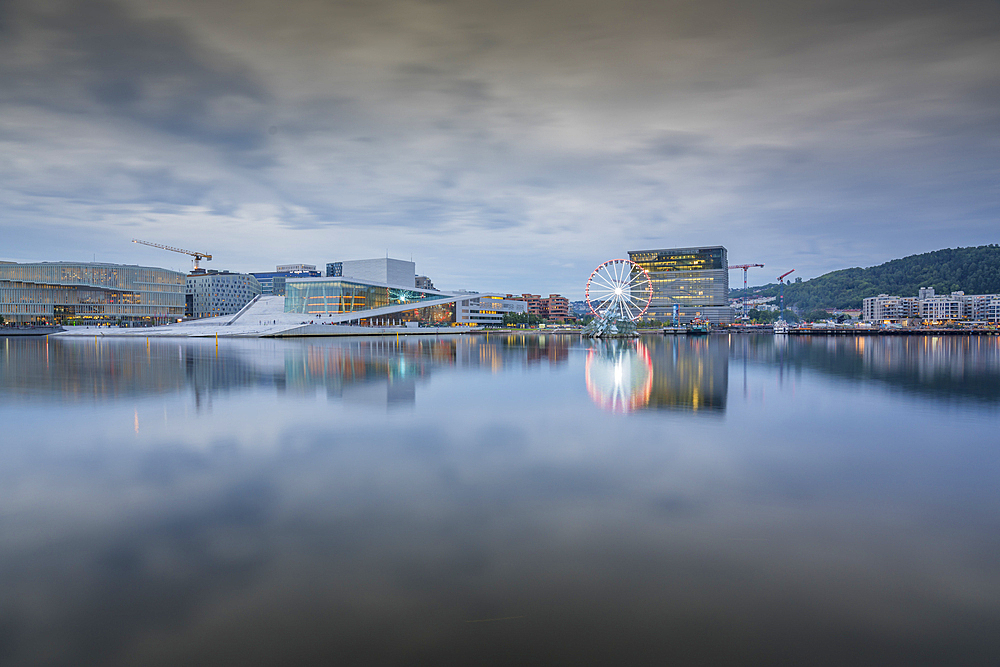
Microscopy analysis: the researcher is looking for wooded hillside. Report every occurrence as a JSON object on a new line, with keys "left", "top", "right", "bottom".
{"left": 730, "top": 245, "right": 1000, "bottom": 311}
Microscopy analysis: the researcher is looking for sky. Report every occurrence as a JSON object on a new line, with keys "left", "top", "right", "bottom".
{"left": 1, "top": 0, "right": 998, "bottom": 297}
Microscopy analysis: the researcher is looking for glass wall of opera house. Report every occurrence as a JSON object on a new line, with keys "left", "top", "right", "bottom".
{"left": 0, "top": 262, "right": 185, "bottom": 325}
{"left": 284, "top": 278, "right": 458, "bottom": 325}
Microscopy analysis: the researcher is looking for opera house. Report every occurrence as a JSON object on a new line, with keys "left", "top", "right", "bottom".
{"left": 1, "top": 257, "right": 527, "bottom": 336}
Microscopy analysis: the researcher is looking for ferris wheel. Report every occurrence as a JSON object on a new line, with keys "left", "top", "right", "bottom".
{"left": 585, "top": 259, "right": 653, "bottom": 321}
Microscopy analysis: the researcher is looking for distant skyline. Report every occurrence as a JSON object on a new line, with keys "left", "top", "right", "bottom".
{"left": 2, "top": 0, "right": 998, "bottom": 298}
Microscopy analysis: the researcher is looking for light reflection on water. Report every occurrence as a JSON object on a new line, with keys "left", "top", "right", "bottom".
{"left": 0, "top": 334, "right": 999, "bottom": 666}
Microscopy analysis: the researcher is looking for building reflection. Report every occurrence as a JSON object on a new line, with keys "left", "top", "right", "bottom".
{"left": 0, "top": 334, "right": 572, "bottom": 410}
{"left": 584, "top": 336, "right": 728, "bottom": 413}
{"left": 729, "top": 333, "right": 1000, "bottom": 404}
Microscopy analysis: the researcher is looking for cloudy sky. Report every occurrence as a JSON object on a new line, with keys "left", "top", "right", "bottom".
{"left": 2, "top": 0, "right": 997, "bottom": 296}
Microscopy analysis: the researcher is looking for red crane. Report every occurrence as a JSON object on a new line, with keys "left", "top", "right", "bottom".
{"left": 777, "top": 269, "right": 795, "bottom": 316}
{"left": 729, "top": 263, "right": 764, "bottom": 317}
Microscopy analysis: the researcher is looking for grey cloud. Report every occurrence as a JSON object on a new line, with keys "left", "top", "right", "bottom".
{"left": 0, "top": 0, "right": 998, "bottom": 290}
{"left": 645, "top": 132, "right": 710, "bottom": 159}
{"left": 0, "top": 0, "right": 272, "bottom": 152}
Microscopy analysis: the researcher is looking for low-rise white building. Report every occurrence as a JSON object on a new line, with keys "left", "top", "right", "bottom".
{"left": 454, "top": 293, "right": 528, "bottom": 326}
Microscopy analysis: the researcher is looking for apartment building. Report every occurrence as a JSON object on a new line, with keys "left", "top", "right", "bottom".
{"left": 505, "top": 293, "right": 572, "bottom": 321}
{"left": 864, "top": 287, "right": 1000, "bottom": 323}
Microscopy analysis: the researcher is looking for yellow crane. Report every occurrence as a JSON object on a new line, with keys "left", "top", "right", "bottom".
{"left": 132, "top": 239, "right": 213, "bottom": 270}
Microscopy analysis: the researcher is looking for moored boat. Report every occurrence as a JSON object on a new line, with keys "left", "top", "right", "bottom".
{"left": 686, "top": 318, "right": 710, "bottom": 335}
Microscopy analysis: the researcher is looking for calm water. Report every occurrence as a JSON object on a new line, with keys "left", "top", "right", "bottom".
{"left": 1, "top": 333, "right": 998, "bottom": 666}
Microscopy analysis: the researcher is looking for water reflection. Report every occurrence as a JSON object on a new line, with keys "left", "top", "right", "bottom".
{"left": 2, "top": 334, "right": 999, "bottom": 666}
{"left": 585, "top": 337, "right": 729, "bottom": 413}
{"left": 584, "top": 340, "right": 653, "bottom": 412}
{"left": 729, "top": 334, "right": 1000, "bottom": 404}
{"left": 0, "top": 335, "right": 571, "bottom": 409}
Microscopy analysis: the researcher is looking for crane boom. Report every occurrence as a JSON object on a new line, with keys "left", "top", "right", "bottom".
{"left": 132, "top": 239, "right": 213, "bottom": 270}
{"left": 728, "top": 263, "right": 765, "bottom": 318}
{"left": 777, "top": 269, "right": 795, "bottom": 319}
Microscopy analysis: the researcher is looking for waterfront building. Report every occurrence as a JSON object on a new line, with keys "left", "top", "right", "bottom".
{"left": 326, "top": 258, "right": 417, "bottom": 288}
{"left": 454, "top": 293, "right": 528, "bottom": 326}
{"left": 986, "top": 297, "right": 1000, "bottom": 323}
{"left": 0, "top": 261, "right": 184, "bottom": 325}
{"left": 284, "top": 275, "right": 525, "bottom": 327}
{"left": 252, "top": 264, "right": 321, "bottom": 296}
{"left": 966, "top": 294, "right": 999, "bottom": 321}
{"left": 506, "top": 294, "right": 543, "bottom": 317}
{"left": 862, "top": 295, "right": 919, "bottom": 323}
{"left": 502, "top": 294, "right": 571, "bottom": 321}
{"left": 541, "top": 295, "right": 571, "bottom": 321}
{"left": 628, "top": 246, "right": 734, "bottom": 324}
{"left": 285, "top": 274, "right": 452, "bottom": 325}
{"left": 863, "top": 287, "right": 1000, "bottom": 324}
{"left": 920, "top": 293, "right": 963, "bottom": 322}
{"left": 186, "top": 270, "right": 262, "bottom": 319}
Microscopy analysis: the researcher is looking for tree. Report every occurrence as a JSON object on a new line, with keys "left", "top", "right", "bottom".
{"left": 502, "top": 312, "right": 542, "bottom": 327}
{"left": 746, "top": 308, "right": 779, "bottom": 324}
{"left": 746, "top": 308, "right": 799, "bottom": 324}
{"left": 803, "top": 309, "right": 830, "bottom": 322}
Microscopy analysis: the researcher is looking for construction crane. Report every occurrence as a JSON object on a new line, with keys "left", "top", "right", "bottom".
{"left": 132, "top": 239, "right": 213, "bottom": 271}
{"left": 777, "top": 269, "right": 795, "bottom": 317}
{"left": 729, "top": 263, "right": 764, "bottom": 317}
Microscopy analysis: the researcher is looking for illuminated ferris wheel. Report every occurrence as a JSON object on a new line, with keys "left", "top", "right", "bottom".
{"left": 585, "top": 259, "right": 653, "bottom": 321}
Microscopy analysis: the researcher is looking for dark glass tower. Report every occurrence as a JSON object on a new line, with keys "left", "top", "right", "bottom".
{"left": 628, "top": 246, "right": 733, "bottom": 324}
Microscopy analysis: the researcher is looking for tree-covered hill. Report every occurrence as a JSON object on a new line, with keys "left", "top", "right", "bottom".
{"left": 730, "top": 245, "right": 1000, "bottom": 311}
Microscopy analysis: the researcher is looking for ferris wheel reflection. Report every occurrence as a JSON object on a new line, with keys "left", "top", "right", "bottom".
{"left": 584, "top": 340, "right": 654, "bottom": 413}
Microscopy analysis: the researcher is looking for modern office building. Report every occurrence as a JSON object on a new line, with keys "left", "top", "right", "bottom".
{"left": 0, "top": 261, "right": 185, "bottom": 325}
{"left": 415, "top": 275, "right": 436, "bottom": 290}
{"left": 628, "top": 246, "right": 734, "bottom": 324}
{"left": 186, "top": 270, "right": 262, "bottom": 319}
{"left": 251, "top": 264, "right": 321, "bottom": 296}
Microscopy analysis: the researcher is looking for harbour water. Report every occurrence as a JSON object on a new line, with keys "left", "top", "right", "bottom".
{"left": 1, "top": 334, "right": 998, "bottom": 665}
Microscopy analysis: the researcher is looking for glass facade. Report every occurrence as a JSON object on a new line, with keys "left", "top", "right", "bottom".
{"left": 0, "top": 262, "right": 185, "bottom": 325}
{"left": 251, "top": 269, "right": 321, "bottom": 295}
{"left": 285, "top": 279, "right": 455, "bottom": 325}
{"left": 629, "top": 247, "right": 733, "bottom": 324}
